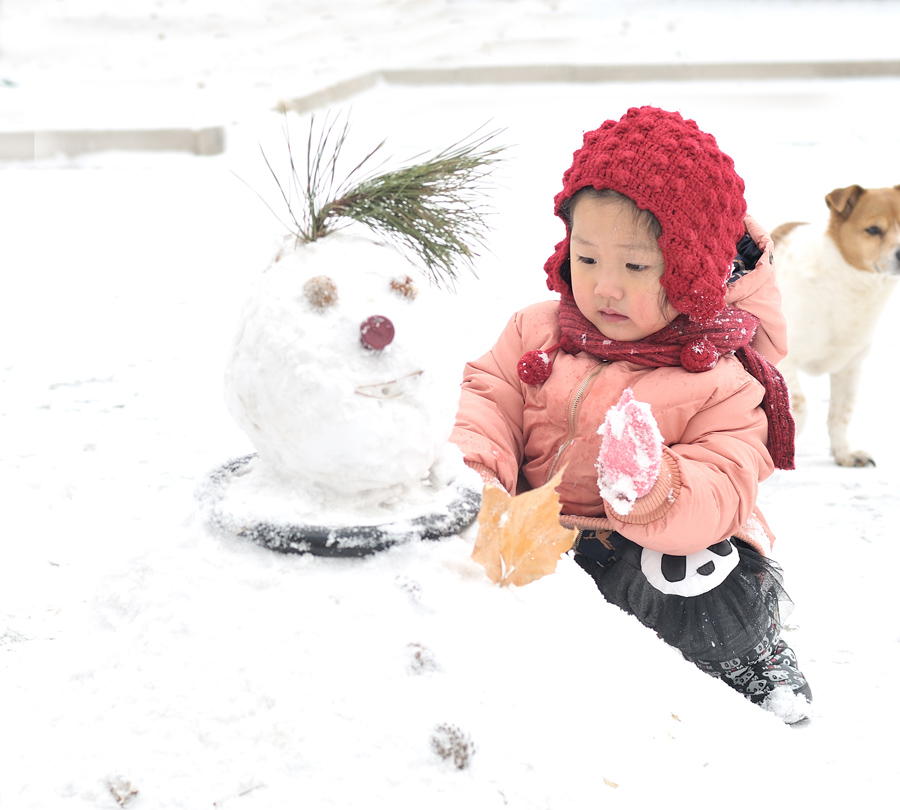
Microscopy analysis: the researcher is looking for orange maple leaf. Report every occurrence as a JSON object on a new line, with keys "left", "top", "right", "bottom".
{"left": 471, "top": 472, "right": 577, "bottom": 587}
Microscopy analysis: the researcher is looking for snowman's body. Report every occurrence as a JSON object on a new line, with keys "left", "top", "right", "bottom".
{"left": 218, "top": 232, "right": 476, "bottom": 535}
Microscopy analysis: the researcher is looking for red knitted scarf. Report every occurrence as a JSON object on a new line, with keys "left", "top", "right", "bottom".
{"left": 556, "top": 294, "right": 795, "bottom": 470}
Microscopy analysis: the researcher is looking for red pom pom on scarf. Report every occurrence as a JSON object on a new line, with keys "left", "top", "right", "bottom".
{"left": 680, "top": 339, "right": 719, "bottom": 372}
{"left": 518, "top": 345, "right": 561, "bottom": 385}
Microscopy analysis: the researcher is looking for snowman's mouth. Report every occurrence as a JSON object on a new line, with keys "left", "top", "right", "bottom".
{"left": 354, "top": 370, "right": 424, "bottom": 399}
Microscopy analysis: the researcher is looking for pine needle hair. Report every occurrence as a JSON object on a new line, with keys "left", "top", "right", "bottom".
{"left": 244, "top": 111, "right": 507, "bottom": 289}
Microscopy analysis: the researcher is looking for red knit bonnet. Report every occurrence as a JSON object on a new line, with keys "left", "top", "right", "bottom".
{"left": 544, "top": 106, "right": 747, "bottom": 324}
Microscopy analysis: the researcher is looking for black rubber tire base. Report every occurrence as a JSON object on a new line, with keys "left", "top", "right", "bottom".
{"left": 197, "top": 454, "right": 481, "bottom": 557}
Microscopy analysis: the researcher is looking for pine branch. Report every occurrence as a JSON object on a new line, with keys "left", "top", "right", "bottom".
{"left": 262, "top": 111, "right": 506, "bottom": 288}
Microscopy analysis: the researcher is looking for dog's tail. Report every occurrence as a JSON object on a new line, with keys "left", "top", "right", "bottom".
{"left": 770, "top": 221, "right": 807, "bottom": 244}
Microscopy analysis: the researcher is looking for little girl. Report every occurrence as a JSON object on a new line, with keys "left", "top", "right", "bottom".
{"left": 451, "top": 106, "right": 812, "bottom": 724}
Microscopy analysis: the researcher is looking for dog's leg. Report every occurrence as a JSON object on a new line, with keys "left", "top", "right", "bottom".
{"left": 828, "top": 354, "right": 875, "bottom": 467}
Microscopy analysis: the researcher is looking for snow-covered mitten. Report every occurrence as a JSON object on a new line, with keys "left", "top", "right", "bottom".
{"left": 597, "top": 388, "right": 663, "bottom": 513}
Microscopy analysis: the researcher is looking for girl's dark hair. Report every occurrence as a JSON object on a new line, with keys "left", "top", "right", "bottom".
{"left": 558, "top": 187, "right": 663, "bottom": 288}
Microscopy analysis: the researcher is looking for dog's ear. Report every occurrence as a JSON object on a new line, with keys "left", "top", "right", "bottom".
{"left": 825, "top": 185, "right": 865, "bottom": 218}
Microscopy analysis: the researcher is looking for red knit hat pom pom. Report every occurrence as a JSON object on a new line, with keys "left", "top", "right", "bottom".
{"left": 681, "top": 339, "right": 719, "bottom": 372}
{"left": 518, "top": 349, "right": 554, "bottom": 385}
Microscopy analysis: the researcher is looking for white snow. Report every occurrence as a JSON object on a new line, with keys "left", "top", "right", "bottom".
{"left": 4, "top": 1, "right": 900, "bottom": 808}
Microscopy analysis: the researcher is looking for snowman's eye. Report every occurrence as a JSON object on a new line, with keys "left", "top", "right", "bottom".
{"left": 304, "top": 275, "right": 338, "bottom": 309}
{"left": 360, "top": 315, "right": 395, "bottom": 350}
{"left": 390, "top": 276, "right": 418, "bottom": 300}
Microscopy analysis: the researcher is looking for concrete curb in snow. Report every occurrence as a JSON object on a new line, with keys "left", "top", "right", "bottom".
{"left": 7, "top": 59, "right": 900, "bottom": 160}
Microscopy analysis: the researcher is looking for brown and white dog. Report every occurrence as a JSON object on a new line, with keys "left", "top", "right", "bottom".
{"left": 772, "top": 184, "right": 900, "bottom": 467}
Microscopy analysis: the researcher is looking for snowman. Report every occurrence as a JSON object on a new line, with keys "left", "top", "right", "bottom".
{"left": 198, "top": 117, "right": 503, "bottom": 556}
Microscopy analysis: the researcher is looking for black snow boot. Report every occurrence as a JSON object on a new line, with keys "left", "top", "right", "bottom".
{"left": 694, "top": 616, "right": 812, "bottom": 724}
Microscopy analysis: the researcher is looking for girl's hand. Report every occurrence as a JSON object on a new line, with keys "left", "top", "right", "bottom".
{"left": 596, "top": 388, "right": 663, "bottom": 513}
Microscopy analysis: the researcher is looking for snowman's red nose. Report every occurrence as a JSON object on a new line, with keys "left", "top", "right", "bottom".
{"left": 360, "top": 315, "right": 395, "bottom": 350}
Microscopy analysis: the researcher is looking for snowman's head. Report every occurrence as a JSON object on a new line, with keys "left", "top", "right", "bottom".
{"left": 225, "top": 232, "right": 459, "bottom": 495}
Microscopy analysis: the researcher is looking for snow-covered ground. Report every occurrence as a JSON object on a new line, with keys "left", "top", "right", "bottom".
{"left": 3, "top": 2, "right": 900, "bottom": 808}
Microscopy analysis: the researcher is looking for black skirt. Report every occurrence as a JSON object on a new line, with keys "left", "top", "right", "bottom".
{"left": 574, "top": 532, "right": 791, "bottom": 664}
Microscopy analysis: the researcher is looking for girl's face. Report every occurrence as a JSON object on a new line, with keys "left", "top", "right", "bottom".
{"left": 569, "top": 195, "right": 677, "bottom": 342}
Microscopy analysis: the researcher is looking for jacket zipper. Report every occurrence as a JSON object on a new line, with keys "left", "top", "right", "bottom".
{"left": 545, "top": 363, "right": 607, "bottom": 484}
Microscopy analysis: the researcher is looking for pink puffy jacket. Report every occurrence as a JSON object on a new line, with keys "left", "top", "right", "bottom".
{"left": 451, "top": 217, "right": 785, "bottom": 556}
